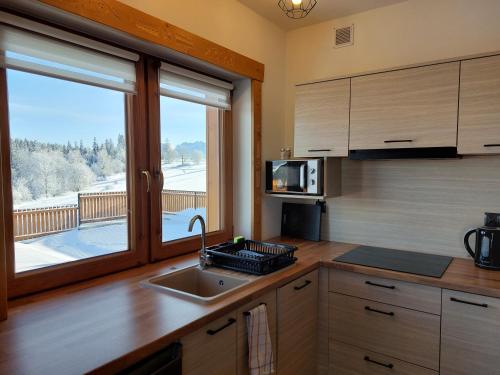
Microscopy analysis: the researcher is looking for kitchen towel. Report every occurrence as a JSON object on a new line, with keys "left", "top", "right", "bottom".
{"left": 246, "top": 304, "right": 274, "bottom": 375}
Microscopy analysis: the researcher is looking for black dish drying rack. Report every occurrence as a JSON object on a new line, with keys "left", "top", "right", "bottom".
{"left": 205, "top": 240, "right": 297, "bottom": 275}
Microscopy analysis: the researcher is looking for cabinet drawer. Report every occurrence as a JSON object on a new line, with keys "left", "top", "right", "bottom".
{"left": 329, "top": 293, "right": 440, "bottom": 370}
{"left": 330, "top": 340, "right": 438, "bottom": 375}
{"left": 441, "top": 289, "right": 500, "bottom": 375}
{"left": 329, "top": 269, "right": 441, "bottom": 314}
{"left": 182, "top": 312, "right": 237, "bottom": 375}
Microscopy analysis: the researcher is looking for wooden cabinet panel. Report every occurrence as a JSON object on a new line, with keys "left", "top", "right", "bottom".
{"left": 441, "top": 289, "right": 500, "bottom": 375}
{"left": 350, "top": 62, "right": 459, "bottom": 150}
{"left": 329, "top": 293, "right": 440, "bottom": 370}
{"left": 236, "top": 290, "right": 277, "bottom": 375}
{"left": 329, "top": 269, "right": 441, "bottom": 315}
{"left": 330, "top": 340, "right": 438, "bottom": 375}
{"left": 277, "top": 269, "right": 318, "bottom": 375}
{"left": 459, "top": 55, "right": 500, "bottom": 154}
{"left": 182, "top": 312, "right": 237, "bottom": 375}
{"left": 294, "top": 79, "right": 350, "bottom": 157}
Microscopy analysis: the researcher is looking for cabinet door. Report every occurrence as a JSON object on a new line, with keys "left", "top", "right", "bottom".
{"left": 350, "top": 62, "right": 459, "bottom": 150}
{"left": 441, "top": 289, "right": 500, "bottom": 375}
{"left": 294, "top": 79, "right": 350, "bottom": 157}
{"left": 459, "top": 55, "right": 500, "bottom": 154}
{"left": 277, "top": 269, "right": 318, "bottom": 375}
{"left": 182, "top": 312, "right": 237, "bottom": 375}
{"left": 236, "top": 290, "right": 277, "bottom": 375}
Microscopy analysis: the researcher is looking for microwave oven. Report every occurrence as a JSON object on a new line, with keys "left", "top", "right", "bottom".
{"left": 265, "top": 159, "right": 323, "bottom": 195}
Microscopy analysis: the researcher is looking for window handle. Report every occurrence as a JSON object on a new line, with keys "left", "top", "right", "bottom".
{"left": 141, "top": 170, "right": 151, "bottom": 193}
{"left": 156, "top": 169, "right": 164, "bottom": 191}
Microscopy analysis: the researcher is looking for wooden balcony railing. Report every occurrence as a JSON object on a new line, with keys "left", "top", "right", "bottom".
{"left": 13, "top": 205, "right": 78, "bottom": 241}
{"left": 78, "top": 192, "right": 128, "bottom": 225}
{"left": 13, "top": 190, "right": 206, "bottom": 240}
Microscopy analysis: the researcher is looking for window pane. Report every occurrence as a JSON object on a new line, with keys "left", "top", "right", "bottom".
{"left": 160, "top": 96, "right": 221, "bottom": 242}
{"left": 7, "top": 69, "right": 130, "bottom": 273}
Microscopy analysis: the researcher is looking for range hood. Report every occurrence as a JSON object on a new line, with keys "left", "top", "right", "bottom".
{"left": 349, "top": 147, "right": 459, "bottom": 160}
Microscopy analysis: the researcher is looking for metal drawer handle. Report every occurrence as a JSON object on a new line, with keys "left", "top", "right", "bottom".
{"left": 450, "top": 297, "right": 488, "bottom": 308}
{"left": 365, "top": 280, "right": 396, "bottom": 289}
{"left": 384, "top": 139, "right": 413, "bottom": 143}
{"left": 365, "top": 306, "right": 395, "bottom": 316}
{"left": 308, "top": 149, "right": 331, "bottom": 152}
{"left": 243, "top": 303, "right": 266, "bottom": 316}
{"left": 206, "top": 318, "right": 236, "bottom": 335}
{"left": 484, "top": 144, "right": 500, "bottom": 147}
{"left": 294, "top": 280, "right": 312, "bottom": 290}
{"left": 364, "top": 356, "right": 394, "bottom": 369}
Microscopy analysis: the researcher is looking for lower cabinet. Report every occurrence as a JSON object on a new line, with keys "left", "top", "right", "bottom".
{"left": 236, "top": 290, "right": 277, "bottom": 375}
{"left": 328, "top": 269, "right": 441, "bottom": 375}
{"left": 441, "top": 289, "right": 500, "bottom": 375}
{"left": 330, "top": 341, "right": 437, "bottom": 375}
{"left": 182, "top": 312, "right": 238, "bottom": 375}
{"left": 330, "top": 293, "right": 440, "bottom": 371}
{"left": 277, "top": 269, "right": 319, "bottom": 375}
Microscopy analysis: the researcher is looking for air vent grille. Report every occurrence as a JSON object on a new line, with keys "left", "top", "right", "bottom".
{"left": 334, "top": 25, "right": 354, "bottom": 48}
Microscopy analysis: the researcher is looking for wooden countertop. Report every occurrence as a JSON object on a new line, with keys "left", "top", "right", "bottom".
{"left": 2, "top": 239, "right": 500, "bottom": 374}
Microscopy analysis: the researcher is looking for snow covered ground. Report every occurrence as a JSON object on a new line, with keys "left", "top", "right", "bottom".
{"left": 16, "top": 208, "right": 205, "bottom": 273}
{"left": 14, "top": 161, "right": 206, "bottom": 209}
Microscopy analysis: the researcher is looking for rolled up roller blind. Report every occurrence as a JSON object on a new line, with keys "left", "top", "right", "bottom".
{"left": 0, "top": 12, "right": 138, "bottom": 93}
{"left": 160, "top": 62, "right": 233, "bottom": 110}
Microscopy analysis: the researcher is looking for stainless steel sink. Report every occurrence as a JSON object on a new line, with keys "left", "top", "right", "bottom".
{"left": 141, "top": 266, "right": 252, "bottom": 304}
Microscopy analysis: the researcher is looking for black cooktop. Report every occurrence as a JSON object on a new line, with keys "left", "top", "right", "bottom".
{"left": 334, "top": 245, "right": 453, "bottom": 278}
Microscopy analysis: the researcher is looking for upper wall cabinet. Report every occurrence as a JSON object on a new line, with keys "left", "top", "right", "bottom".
{"left": 294, "top": 78, "right": 350, "bottom": 157}
{"left": 459, "top": 55, "right": 500, "bottom": 154}
{"left": 350, "top": 62, "right": 460, "bottom": 150}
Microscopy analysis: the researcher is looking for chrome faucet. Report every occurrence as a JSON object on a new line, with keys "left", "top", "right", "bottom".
{"left": 188, "top": 215, "right": 212, "bottom": 269}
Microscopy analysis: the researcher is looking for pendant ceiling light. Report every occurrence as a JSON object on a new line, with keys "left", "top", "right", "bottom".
{"left": 278, "top": 0, "right": 317, "bottom": 19}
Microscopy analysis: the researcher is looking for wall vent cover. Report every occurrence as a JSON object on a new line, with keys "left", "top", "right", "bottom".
{"left": 334, "top": 25, "right": 354, "bottom": 48}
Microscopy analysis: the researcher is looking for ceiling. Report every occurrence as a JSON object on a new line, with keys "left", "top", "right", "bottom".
{"left": 238, "top": 0, "right": 408, "bottom": 30}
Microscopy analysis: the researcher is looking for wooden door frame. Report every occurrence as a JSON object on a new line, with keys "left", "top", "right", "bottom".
{"left": 1, "top": 58, "right": 150, "bottom": 298}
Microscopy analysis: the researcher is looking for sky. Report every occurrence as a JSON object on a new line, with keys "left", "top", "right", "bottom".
{"left": 6, "top": 69, "right": 206, "bottom": 147}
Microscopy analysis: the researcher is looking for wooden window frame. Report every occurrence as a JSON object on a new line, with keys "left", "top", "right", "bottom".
{"left": 146, "top": 59, "right": 233, "bottom": 261}
{"left": 0, "top": 3, "right": 263, "bottom": 315}
{"left": 1, "top": 58, "right": 150, "bottom": 298}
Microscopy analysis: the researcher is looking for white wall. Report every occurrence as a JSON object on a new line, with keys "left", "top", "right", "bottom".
{"left": 232, "top": 79, "right": 252, "bottom": 238}
{"left": 120, "top": 0, "right": 288, "bottom": 239}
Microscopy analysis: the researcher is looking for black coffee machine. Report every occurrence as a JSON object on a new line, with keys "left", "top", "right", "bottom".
{"left": 464, "top": 212, "right": 500, "bottom": 270}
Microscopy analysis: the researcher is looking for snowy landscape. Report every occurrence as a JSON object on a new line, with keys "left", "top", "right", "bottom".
{"left": 12, "top": 136, "right": 208, "bottom": 273}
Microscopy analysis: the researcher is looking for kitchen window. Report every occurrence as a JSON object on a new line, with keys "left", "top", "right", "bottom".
{"left": 149, "top": 62, "right": 233, "bottom": 260}
{"left": 0, "top": 15, "right": 233, "bottom": 297}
